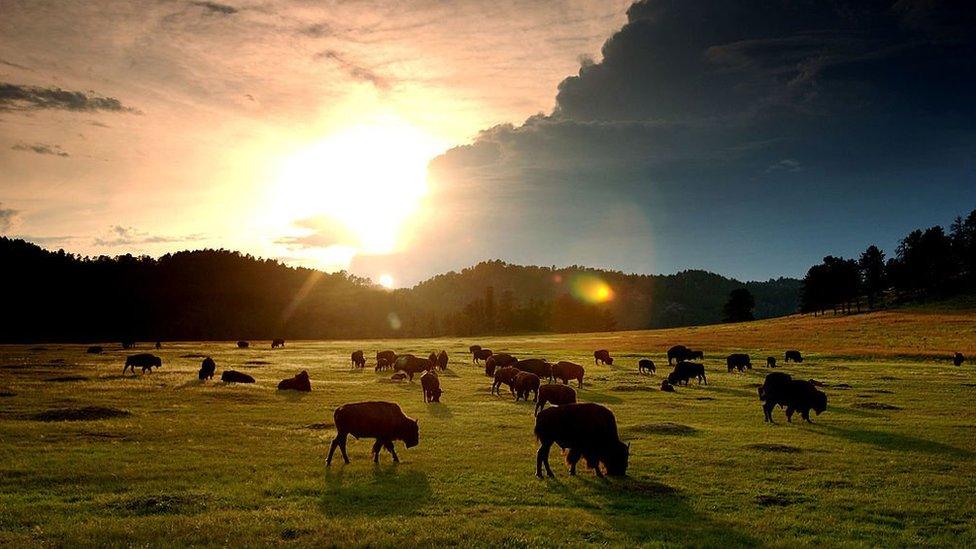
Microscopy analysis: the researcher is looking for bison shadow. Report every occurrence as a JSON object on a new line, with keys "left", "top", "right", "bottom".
{"left": 579, "top": 391, "right": 623, "bottom": 405}
{"left": 426, "top": 403, "right": 453, "bottom": 418}
{"left": 814, "top": 424, "right": 974, "bottom": 458}
{"left": 277, "top": 390, "right": 311, "bottom": 402}
{"left": 320, "top": 466, "right": 431, "bottom": 517}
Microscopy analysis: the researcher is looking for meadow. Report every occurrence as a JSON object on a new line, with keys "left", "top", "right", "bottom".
{"left": 1, "top": 307, "right": 975, "bottom": 547}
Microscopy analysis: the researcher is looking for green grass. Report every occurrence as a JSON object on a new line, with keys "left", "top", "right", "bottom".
{"left": 2, "top": 308, "right": 976, "bottom": 546}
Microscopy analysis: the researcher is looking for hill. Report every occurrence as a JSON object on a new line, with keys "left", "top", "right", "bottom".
{"left": 0, "top": 238, "right": 798, "bottom": 342}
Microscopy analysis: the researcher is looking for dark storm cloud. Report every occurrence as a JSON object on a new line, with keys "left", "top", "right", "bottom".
{"left": 11, "top": 142, "right": 69, "bottom": 157}
{"left": 425, "top": 0, "right": 976, "bottom": 281}
{"left": 316, "top": 50, "right": 391, "bottom": 90}
{"left": 0, "top": 203, "right": 20, "bottom": 232}
{"left": 0, "top": 83, "right": 141, "bottom": 113}
{"left": 191, "top": 1, "right": 238, "bottom": 15}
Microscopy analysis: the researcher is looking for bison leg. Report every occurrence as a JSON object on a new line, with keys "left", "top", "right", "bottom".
{"left": 785, "top": 406, "right": 795, "bottom": 423}
{"left": 535, "top": 399, "right": 545, "bottom": 416}
{"left": 532, "top": 389, "right": 538, "bottom": 402}
{"left": 537, "top": 440, "right": 555, "bottom": 478}
{"left": 371, "top": 440, "right": 383, "bottom": 463}
{"left": 801, "top": 409, "right": 812, "bottom": 423}
{"left": 328, "top": 432, "right": 349, "bottom": 465}
{"left": 491, "top": 381, "right": 499, "bottom": 395}
{"left": 384, "top": 441, "right": 399, "bottom": 462}
{"left": 763, "top": 402, "right": 775, "bottom": 423}
{"left": 578, "top": 377, "right": 583, "bottom": 388}
{"left": 567, "top": 448, "right": 582, "bottom": 476}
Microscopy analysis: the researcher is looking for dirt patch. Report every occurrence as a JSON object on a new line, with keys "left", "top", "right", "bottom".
{"left": 30, "top": 406, "right": 131, "bottom": 422}
{"left": 111, "top": 494, "right": 206, "bottom": 516}
{"left": 44, "top": 375, "right": 89, "bottom": 382}
{"left": 305, "top": 422, "right": 334, "bottom": 430}
{"left": 180, "top": 354, "right": 208, "bottom": 359}
{"left": 746, "top": 443, "right": 803, "bottom": 453}
{"left": 756, "top": 493, "right": 800, "bottom": 506}
{"left": 854, "top": 402, "right": 901, "bottom": 411}
{"left": 626, "top": 422, "right": 697, "bottom": 436}
{"left": 611, "top": 384, "right": 655, "bottom": 392}
{"left": 244, "top": 360, "right": 271, "bottom": 365}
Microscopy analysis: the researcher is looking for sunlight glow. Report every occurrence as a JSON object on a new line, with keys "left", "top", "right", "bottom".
{"left": 378, "top": 274, "right": 395, "bottom": 289}
{"left": 569, "top": 273, "right": 614, "bottom": 304}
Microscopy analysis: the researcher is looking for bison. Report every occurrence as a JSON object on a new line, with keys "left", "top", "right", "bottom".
{"left": 394, "top": 354, "right": 433, "bottom": 381}
{"left": 535, "top": 403, "right": 628, "bottom": 478}
{"left": 351, "top": 350, "right": 366, "bottom": 368}
{"left": 237, "top": 340, "right": 249, "bottom": 349}
{"left": 485, "top": 353, "right": 517, "bottom": 377}
{"left": 198, "top": 357, "right": 216, "bottom": 380}
{"left": 667, "top": 361, "right": 706, "bottom": 386}
{"left": 660, "top": 379, "right": 675, "bottom": 392}
{"left": 514, "top": 371, "right": 541, "bottom": 402}
{"left": 593, "top": 349, "right": 613, "bottom": 365}
{"left": 667, "top": 345, "right": 693, "bottom": 364}
{"left": 492, "top": 366, "right": 520, "bottom": 395}
{"left": 469, "top": 345, "right": 482, "bottom": 354}
{"left": 278, "top": 370, "right": 311, "bottom": 392}
{"left": 535, "top": 384, "right": 576, "bottom": 416}
{"left": 428, "top": 352, "right": 438, "bottom": 366}
{"left": 953, "top": 352, "right": 965, "bottom": 366}
{"left": 689, "top": 350, "right": 704, "bottom": 360}
{"left": 221, "top": 370, "right": 254, "bottom": 383}
{"left": 327, "top": 401, "right": 419, "bottom": 465}
{"left": 421, "top": 370, "right": 441, "bottom": 403}
{"left": 437, "top": 350, "right": 449, "bottom": 371}
{"left": 86, "top": 345, "right": 103, "bottom": 354}
{"left": 759, "top": 372, "right": 826, "bottom": 423}
{"left": 552, "top": 361, "right": 584, "bottom": 388}
{"left": 473, "top": 349, "right": 493, "bottom": 363}
{"left": 375, "top": 357, "right": 392, "bottom": 372}
{"left": 766, "top": 356, "right": 777, "bottom": 368}
{"left": 376, "top": 350, "right": 397, "bottom": 367}
{"left": 121, "top": 340, "right": 135, "bottom": 349}
{"left": 515, "top": 358, "right": 553, "bottom": 383}
{"left": 726, "top": 353, "right": 752, "bottom": 373}
{"left": 272, "top": 338, "right": 285, "bottom": 348}
{"left": 638, "top": 359, "right": 656, "bottom": 375}
{"left": 155, "top": 341, "right": 162, "bottom": 350}
{"left": 785, "top": 350, "right": 803, "bottom": 363}
{"left": 124, "top": 353, "right": 161, "bottom": 374}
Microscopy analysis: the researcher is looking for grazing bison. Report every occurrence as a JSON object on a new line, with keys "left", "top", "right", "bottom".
{"left": 767, "top": 356, "right": 777, "bottom": 368}
{"left": 785, "top": 350, "right": 803, "bottom": 363}
{"left": 375, "top": 357, "right": 392, "bottom": 372}
{"left": 515, "top": 358, "right": 553, "bottom": 383}
{"left": 667, "top": 361, "right": 706, "bottom": 386}
{"left": 954, "top": 352, "right": 965, "bottom": 366}
{"left": 638, "top": 359, "right": 656, "bottom": 375}
{"left": 660, "top": 379, "right": 675, "bottom": 392}
{"left": 726, "top": 353, "right": 752, "bottom": 373}
{"left": 394, "top": 354, "right": 433, "bottom": 381}
{"left": 237, "top": 341, "right": 249, "bottom": 349}
{"left": 376, "top": 350, "right": 397, "bottom": 365}
{"left": 535, "top": 384, "right": 576, "bottom": 416}
{"left": 155, "top": 341, "right": 162, "bottom": 350}
{"left": 278, "top": 370, "right": 312, "bottom": 392}
{"left": 552, "top": 361, "right": 584, "bottom": 388}
{"left": 121, "top": 340, "right": 135, "bottom": 349}
{"left": 421, "top": 370, "right": 442, "bottom": 403}
{"left": 124, "top": 353, "right": 161, "bottom": 374}
{"left": 492, "top": 366, "right": 520, "bottom": 395}
{"left": 428, "top": 352, "right": 438, "bottom": 366}
{"left": 391, "top": 372, "right": 407, "bottom": 382}
{"left": 198, "top": 357, "right": 216, "bottom": 380}
{"left": 86, "top": 346, "right": 103, "bottom": 354}
{"left": 473, "top": 349, "right": 493, "bottom": 363}
{"left": 514, "top": 372, "right": 541, "bottom": 402}
{"left": 437, "top": 350, "right": 449, "bottom": 371}
{"left": 221, "top": 370, "right": 255, "bottom": 383}
{"left": 351, "top": 350, "right": 366, "bottom": 368}
{"left": 667, "top": 345, "right": 692, "bottom": 364}
{"left": 469, "top": 345, "right": 482, "bottom": 354}
{"left": 535, "top": 403, "right": 628, "bottom": 478}
{"left": 593, "top": 349, "right": 613, "bottom": 365}
{"left": 485, "top": 353, "right": 517, "bottom": 377}
{"left": 759, "top": 372, "right": 827, "bottom": 423}
{"left": 327, "top": 401, "right": 419, "bottom": 465}
{"left": 689, "top": 350, "right": 704, "bottom": 360}
{"left": 272, "top": 338, "right": 285, "bottom": 348}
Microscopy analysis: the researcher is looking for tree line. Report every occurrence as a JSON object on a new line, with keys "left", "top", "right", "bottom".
{"left": 799, "top": 208, "right": 976, "bottom": 314}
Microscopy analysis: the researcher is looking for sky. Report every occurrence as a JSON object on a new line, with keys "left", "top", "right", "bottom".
{"left": 1, "top": 0, "right": 974, "bottom": 287}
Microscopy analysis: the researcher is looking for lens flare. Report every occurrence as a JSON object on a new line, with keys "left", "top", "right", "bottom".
{"left": 569, "top": 273, "right": 614, "bottom": 304}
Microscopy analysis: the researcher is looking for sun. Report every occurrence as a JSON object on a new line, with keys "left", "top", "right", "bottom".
{"left": 270, "top": 116, "right": 446, "bottom": 260}
{"left": 378, "top": 274, "right": 395, "bottom": 289}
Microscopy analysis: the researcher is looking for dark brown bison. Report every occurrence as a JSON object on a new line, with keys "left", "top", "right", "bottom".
{"left": 155, "top": 341, "right": 162, "bottom": 350}
{"left": 593, "top": 349, "right": 613, "bottom": 365}
{"left": 124, "top": 353, "right": 161, "bottom": 374}
{"left": 726, "top": 353, "right": 752, "bottom": 373}
{"left": 515, "top": 358, "right": 553, "bottom": 383}
{"left": 535, "top": 384, "right": 577, "bottom": 416}
{"left": 375, "top": 357, "right": 392, "bottom": 372}
{"left": 767, "top": 356, "right": 777, "bottom": 368}
{"left": 953, "top": 352, "right": 965, "bottom": 366}
{"left": 278, "top": 370, "right": 311, "bottom": 391}
{"left": 327, "top": 401, "right": 419, "bottom": 465}
{"left": 376, "top": 350, "right": 397, "bottom": 367}
{"left": 272, "top": 338, "right": 285, "bottom": 348}
{"left": 638, "top": 359, "right": 655, "bottom": 375}
{"left": 473, "top": 349, "right": 493, "bottom": 363}
{"left": 492, "top": 366, "right": 520, "bottom": 395}
{"left": 198, "top": 357, "right": 216, "bottom": 380}
{"left": 469, "top": 344, "right": 482, "bottom": 354}
{"left": 237, "top": 340, "right": 249, "bottom": 349}
{"left": 689, "top": 350, "right": 704, "bottom": 360}
{"left": 86, "top": 346, "right": 103, "bottom": 354}
{"left": 437, "top": 350, "right": 449, "bottom": 371}
{"left": 485, "top": 353, "right": 517, "bottom": 377}
{"left": 759, "top": 372, "right": 826, "bottom": 423}
{"left": 394, "top": 354, "right": 433, "bottom": 381}
{"left": 785, "top": 350, "right": 803, "bottom": 363}
{"left": 660, "top": 379, "right": 675, "bottom": 392}
{"left": 351, "top": 350, "right": 366, "bottom": 368}
{"left": 421, "top": 370, "right": 442, "bottom": 403}
{"left": 514, "top": 372, "right": 541, "bottom": 402}
{"left": 221, "top": 370, "right": 255, "bottom": 383}
{"left": 552, "top": 361, "right": 584, "bottom": 388}
{"left": 667, "top": 345, "right": 694, "bottom": 364}
{"left": 667, "top": 361, "right": 706, "bottom": 386}
{"left": 535, "top": 403, "right": 628, "bottom": 478}
{"left": 428, "top": 352, "right": 438, "bottom": 366}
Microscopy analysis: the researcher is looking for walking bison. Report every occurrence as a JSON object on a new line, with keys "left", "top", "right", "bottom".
{"left": 514, "top": 372, "right": 541, "bottom": 402}
{"left": 492, "top": 366, "right": 520, "bottom": 396}
{"left": 758, "top": 372, "right": 826, "bottom": 423}
{"left": 552, "top": 361, "right": 584, "bottom": 388}
{"left": 124, "top": 353, "right": 161, "bottom": 374}
{"left": 327, "top": 401, "right": 419, "bottom": 465}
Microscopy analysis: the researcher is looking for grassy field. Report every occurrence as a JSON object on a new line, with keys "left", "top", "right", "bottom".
{"left": 2, "top": 307, "right": 975, "bottom": 547}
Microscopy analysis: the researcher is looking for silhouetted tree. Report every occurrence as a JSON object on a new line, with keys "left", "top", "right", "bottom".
{"left": 858, "top": 245, "right": 886, "bottom": 309}
{"left": 723, "top": 288, "right": 755, "bottom": 322}
{"left": 951, "top": 210, "right": 976, "bottom": 284}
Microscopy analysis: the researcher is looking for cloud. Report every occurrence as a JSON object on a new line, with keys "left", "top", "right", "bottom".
{"left": 0, "top": 82, "right": 141, "bottom": 113}
{"left": 191, "top": 1, "right": 238, "bottom": 15}
{"left": 11, "top": 142, "right": 69, "bottom": 157}
{"left": 316, "top": 50, "right": 390, "bottom": 90}
{"left": 93, "top": 225, "right": 204, "bottom": 247}
{"left": 0, "top": 203, "right": 21, "bottom": 233}
{"left": 274, "top": 216, "right": 359, "bottom": 249}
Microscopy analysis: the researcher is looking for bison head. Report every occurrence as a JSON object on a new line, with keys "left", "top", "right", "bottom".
{"left": 403, "top": 418, "right": 419, "bottom": 448}
{"left": 603, "top": 441, "right": 629, "bottom": 476}
{"left": 813, "top": 391, "right": 827, "bottom": 415}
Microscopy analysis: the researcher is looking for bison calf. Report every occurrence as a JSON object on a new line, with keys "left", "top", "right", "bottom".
{"left": 514, "top": 371, "right": 541, "bottom": 402}
{"left": 421, "top": 370, "right": 442, "bottom": 403}
{"left": 638, "top": 359, "right": 655, "bottom": 375}
{"left": 535, "top": 403, "right": 628, "bottom": 478}
{"left": 327, "top": 401, "right": 419, "bottom": 465}
{"left": 535, "top": 383, "right": 576, "bottom": 416}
